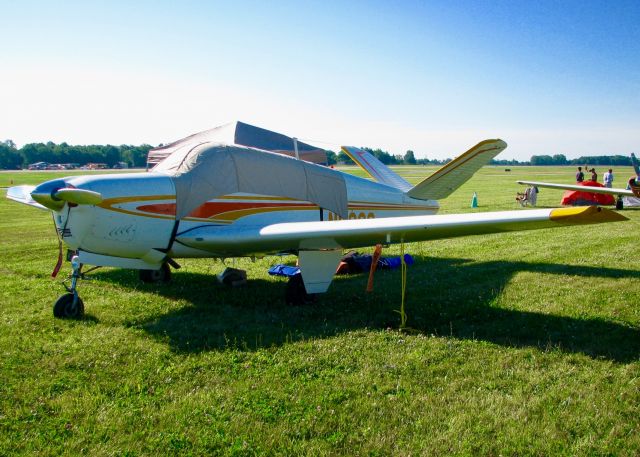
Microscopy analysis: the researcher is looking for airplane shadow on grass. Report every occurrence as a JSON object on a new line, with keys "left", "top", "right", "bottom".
{"left": 93, "top": 257, "right": 640, "bottom": 363}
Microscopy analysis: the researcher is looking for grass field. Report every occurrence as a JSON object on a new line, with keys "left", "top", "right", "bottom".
{"left": 1, "top": 166, "right": 638, "bottom": 456}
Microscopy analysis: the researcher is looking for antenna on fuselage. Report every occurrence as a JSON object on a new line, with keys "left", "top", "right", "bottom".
{"left": 293, "top": 137, "right": 300, "bottom": 160}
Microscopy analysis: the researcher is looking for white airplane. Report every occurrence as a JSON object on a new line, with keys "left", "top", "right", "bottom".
{"left": 518, "top": 153, "right": 640, "bottom": 209}
{"left": 6, "top": 136, "right": 627, "bottom": 318}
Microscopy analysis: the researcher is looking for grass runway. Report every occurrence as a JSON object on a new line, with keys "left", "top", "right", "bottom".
{"left": 0, "top": 166, "right": 638, "bottom": 455}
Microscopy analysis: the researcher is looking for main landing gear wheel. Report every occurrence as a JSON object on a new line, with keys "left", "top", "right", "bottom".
{"left": 139, "top": 263, "right": 172, "bottom": 283}
{"left": 53, "top": 293, "right": 85, "bottom": 319}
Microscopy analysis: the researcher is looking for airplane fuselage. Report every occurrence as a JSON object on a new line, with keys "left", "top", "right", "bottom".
{"left": 39, "top": 170, "right": 439, "bottom": 267}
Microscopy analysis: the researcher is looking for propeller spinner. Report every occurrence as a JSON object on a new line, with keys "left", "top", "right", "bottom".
{"left": 30, "top": 179, "right": 103, "bottom": 210}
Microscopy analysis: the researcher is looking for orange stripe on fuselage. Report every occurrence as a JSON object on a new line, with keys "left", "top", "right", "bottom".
{"left": 98, "top": 193, "right": 437, "bottom": 222}
{"left": 138, "top": 201, "right": 316, "bottom": 220}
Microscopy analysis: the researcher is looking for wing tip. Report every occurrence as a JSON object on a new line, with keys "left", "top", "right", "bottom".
{"left": 550, "top": 206, "right": 628, "bottom": 223}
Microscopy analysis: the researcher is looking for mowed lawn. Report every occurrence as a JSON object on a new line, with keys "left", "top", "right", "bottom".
{"left": 0, "top": 166, "right": 638, "bottom": 456}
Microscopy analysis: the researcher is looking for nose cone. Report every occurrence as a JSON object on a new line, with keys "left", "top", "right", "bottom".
{"left": 31, "top": 179, "right": 67, "bottom": 211}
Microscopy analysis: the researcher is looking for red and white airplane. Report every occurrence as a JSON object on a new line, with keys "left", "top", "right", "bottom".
{"left": 6, "top": 135, "right": 626, "bottom": 318}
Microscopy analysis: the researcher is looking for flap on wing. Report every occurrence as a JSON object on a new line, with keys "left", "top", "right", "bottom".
{"left": 341, "top": 146, "right": 412, "bottom": 191}
{"left": 407, "top": 139, "right": 507, "bottom": 201}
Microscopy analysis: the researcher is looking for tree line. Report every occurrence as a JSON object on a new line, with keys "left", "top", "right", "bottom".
{"left": 0, "top": 141, "right": 440, "bottom": 169}
{"left": 332, "top": 148, "right": 446, "bottom": 166}
{"left": 332, "top": 148, "right": 637, "bottom": 167}
{"left": 0, "top": 140, "right": 152, "bottom": 169}
{"left": 0, "top": 139, "right": 635, "bottom": 169}
{"left": 527, "top": 154, "right": 634, "bottom": 166}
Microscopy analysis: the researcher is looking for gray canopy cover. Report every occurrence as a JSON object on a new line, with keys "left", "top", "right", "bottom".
{"left": 153, "top": 143, "right": 348, "bottom": 220}
{"left": 147, "top": 121, "right": 328, "bottom": 166}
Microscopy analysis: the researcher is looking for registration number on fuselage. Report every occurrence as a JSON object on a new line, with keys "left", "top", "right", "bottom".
{"left": 327, "top": 211, "right": 375, "bottom": 221}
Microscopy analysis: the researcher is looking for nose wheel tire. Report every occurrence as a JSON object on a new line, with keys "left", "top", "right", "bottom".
{"left": 53, "top": 293, "right": 85, "bottom": 319}
{"left": 139, "top": 263, "right": 172, "bottom": 283}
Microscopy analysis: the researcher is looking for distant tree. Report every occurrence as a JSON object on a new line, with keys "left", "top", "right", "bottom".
{"left": 0, "top": 143, "right": 22, "bottom": 169}
{"left": 490, "top": 158, "right": 525, "bottom": 165}
{"left": 404, "top": 150, "right": 417, "bottom": 165}
{"left": 570, "top": 155, "right": 632, "bottom": 166}
{"left": 552, "top": 154, "right": 568, "bottom": 165}
{"left": 325, "top": 150, "right": 337, "bottom": 165}
{"left": 121, "top": 145, "right": 153, "bottom": 167}
{"left": 363, "top": 147, "right": 399, "bottom": 165}
{"left": 530, "top": 155, "right": 553, "bottom": 165}
{"left": 20, "top": 143, "right": 52, "bottom": 166}
{"left": 416, "top": 156, "right": 448, "bottom": 165}
{"left": 2, "top": 139, "right": 16, "bottom": 149}
{"left": 103, "top": 145, "right": 120, "bottom": 166}
{"left": 54, "top": 142, "right": 70, "bottom": 163}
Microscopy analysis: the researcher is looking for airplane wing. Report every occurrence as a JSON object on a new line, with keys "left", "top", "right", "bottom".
{"left": 407, "top": 139, "right": 507, "bottom": 200}
{"left": 5, "top": 185, "right": 47, "bottom": 210}
{"left": 176, "top": 206, "right": 626, "bottom": 254}
{"left": 517, "top": 180, "right": 635, "bottom": 197}
{"left": 341, "top": 146, "right": 412, "bottom": 191}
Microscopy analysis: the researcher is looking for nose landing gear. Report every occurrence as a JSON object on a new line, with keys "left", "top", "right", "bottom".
{"left": 53, "top": 255, "right": 85, "bottom": 319}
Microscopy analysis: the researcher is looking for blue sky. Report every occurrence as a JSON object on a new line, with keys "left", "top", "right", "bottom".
{"left": 1, "top": 0, "right": 638, "bottom": 160}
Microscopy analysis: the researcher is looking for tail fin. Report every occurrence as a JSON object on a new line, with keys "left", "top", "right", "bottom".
{"left": 407, "top": 139, "right": 507, "bottom": 201}
{"left": 631, "top": 153, "right": 639, "bottom": 176}
{"left": 340, "top": 146, "right": 412, "bottom": 191}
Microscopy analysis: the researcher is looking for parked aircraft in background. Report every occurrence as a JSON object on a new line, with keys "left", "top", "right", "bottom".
{"left": 6, "top": 131, "right": 627, "bottom": 318}
{"left": 518, "top": 153, "right": 640, "bottom": 209}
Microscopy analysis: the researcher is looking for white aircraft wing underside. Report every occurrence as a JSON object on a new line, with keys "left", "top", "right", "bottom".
{"left": 176, "top": 206, "right": 625, "bottom": 254}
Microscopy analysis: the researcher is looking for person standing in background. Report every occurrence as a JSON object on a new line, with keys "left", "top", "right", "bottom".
{"left": 576, "top": 166, "right": 584, "bottom": 182}
{"left": 604, "top": 169, "right": 614, "bottom": 188}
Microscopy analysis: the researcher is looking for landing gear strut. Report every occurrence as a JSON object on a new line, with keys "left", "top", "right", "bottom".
{"left": 54, "top": 255, "right": 84, "bottom": 319}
